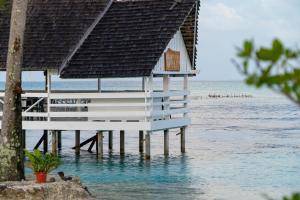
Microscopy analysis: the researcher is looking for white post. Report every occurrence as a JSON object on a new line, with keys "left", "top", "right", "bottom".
{"left": 183, "top": 75, "right": 188, "bottom": 118}
{"left": 181, "top": 75, "right": 189, "bottom": 153}
{"left": 163, "top": 75, "right": 170, "bottom": 119}
{"left": 98, "top": 78, "right": 101, "bottom": 93}
{"left": 47, "top": 70, "right": 51, "bottom": 122}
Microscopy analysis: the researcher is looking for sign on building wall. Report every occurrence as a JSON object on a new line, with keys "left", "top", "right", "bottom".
{"left": 164, "top": 48, "right": 180, "bottom": 71}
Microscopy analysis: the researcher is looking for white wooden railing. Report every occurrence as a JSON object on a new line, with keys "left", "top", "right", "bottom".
{"left": 0, "top": 90, "right": 190, "bottom": 130}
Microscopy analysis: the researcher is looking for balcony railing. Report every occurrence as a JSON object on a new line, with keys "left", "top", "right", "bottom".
{"left": 0, "top": 90, "right": 190, "bottom": 131}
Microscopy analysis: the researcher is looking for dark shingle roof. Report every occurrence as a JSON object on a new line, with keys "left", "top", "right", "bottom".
{"left": 0, "top": 0, "right": 112, "bottom": 70}
{"left": 60, "top": 0, "right": 198, "bottom": 78}
{"left": 0, "top": 0, "right": 198, "bottom": 78}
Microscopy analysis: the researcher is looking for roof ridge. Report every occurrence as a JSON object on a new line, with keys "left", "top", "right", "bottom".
{"left": 59, "top": 0, "right": 114, "bottom": 75}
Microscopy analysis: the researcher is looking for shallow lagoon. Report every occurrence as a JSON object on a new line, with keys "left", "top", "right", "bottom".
{"left": 22, "top": 81, "right": 300, "bottom": 200}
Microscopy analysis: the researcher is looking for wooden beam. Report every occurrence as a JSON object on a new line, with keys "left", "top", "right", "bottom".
{"left": 120, "top": 130, "right": 125, "bottom": 155}
{"left": 43, "top": 130, "right": 48, "bottom": 153}
{"left": 164, "top": 129, "right": 169, "bottom": 156}
{"left": 34, "top": 132, "right": 46, "bottom": 150}
{"left": 97, "top": 131, "right": 103, "bottom": 157}
{"left": 57, "top": 130, "right": 62, "bottom": 150}
{"left": 145, "top": 132, "right": 151, "bottom": 159}
{"left": 108, "top": 131, "right": 113, "bottom": 152}
{"left": 180, "top": 127, "right": 186, "bottom": 153}
{"left": 139, "top": 131, "right": 144, "bottom": 153}
{"left": 75, "top": 130, "right": 80, "bottom": 155}
{"left": 88, "top": 138, "right": 96, "bottom": 153}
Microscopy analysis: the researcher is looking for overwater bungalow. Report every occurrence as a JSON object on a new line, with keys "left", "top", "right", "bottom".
{"left": 0, "top": 0, "right": 199, "bottom": 158}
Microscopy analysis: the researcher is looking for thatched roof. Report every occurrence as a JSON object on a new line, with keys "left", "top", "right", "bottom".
{"left": 0, "top": 0, "right": 199, "bottom": 78}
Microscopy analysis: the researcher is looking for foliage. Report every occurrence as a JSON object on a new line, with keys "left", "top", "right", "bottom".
{"left": 233, "top": 39, "right": 300, "bottom": 106}
{"left": 24, "top": 149, "right": 61, "bottom": 173}
{"left": 264, "top": 193, "right": 300, "bottom": 200}
{"left": 0, "top": 0, "right": 6, "bottom": 8}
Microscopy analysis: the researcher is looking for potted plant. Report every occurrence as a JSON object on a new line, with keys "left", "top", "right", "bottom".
{"left": 25, "top": 149, "right": 61, "bottom": 183}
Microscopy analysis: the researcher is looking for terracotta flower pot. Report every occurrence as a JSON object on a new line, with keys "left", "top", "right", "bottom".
{"left": 35, "top": 172, "right": 47, "bottom": 183}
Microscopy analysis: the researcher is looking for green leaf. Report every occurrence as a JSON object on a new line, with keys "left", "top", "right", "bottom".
{"left": 271, "top": 39, "right": 284, "bottom": 62}
{"left": 285, "top": 49, "right": 298, "bottom": 59}
{"left": 238, "top": 40, "right": 253, "bottom": 58}
{"left": 256, "top": 48, "right": 274, "bottom": 62}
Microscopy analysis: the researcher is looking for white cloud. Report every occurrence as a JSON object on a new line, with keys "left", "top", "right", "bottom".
{"left": 199, "top": 2, "right": 243, "bottom": 31}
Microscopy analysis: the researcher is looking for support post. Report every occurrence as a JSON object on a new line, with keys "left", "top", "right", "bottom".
{"left": 57, "top": 131, "right": 62, "bottom": 150}
{"left": 97, "top": 131, "right": 103, "bottom": 157}
{"left": 163, "top": 75, "right": 170, "bottom": 119}
{"left": 180, "top": 127, "right": 186, "bottom": 153}
{"left": 98, "top": 78, "right": 101, "bottom": 93}
{"left": 51, "top": 131, "right": 57, "bottom": 155}
{"left": 108, "top": 131, "right": 113, "bottom": 152}
{"left": 120, "top": 130, "right": 125, "bottom": 155}
{"left": 183, "top": 75, "right": 188, "bottom": 118}
{"left": 43, "top": 130, "right": 48, "bottom": 153}
{"left": 145, "top": 132, "right": 151, "bottom": 159}
{"left": 75, "top": 130, "right": 80, "bottom": 155}
{"left": 164, "top": 129, "right": 169, "bottom": 156}
{"left": 139, "top": 131, "right": 144, "bottom": 153}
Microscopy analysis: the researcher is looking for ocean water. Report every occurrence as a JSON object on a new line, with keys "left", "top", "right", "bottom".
{"left": 3, "top": 80, "right": 299, "bottom": 200}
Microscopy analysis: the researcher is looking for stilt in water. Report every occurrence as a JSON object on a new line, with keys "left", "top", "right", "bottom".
{"left": 180, "top": 127, "right": 186, "bottom": 153}
{"left": 43, "top": 130, "right": 48, "bottom": 153}
{"left": 120, "top": 130, "right": 125, "bottom": 155}
{"left": 164, "top": 129, "right": 169, "bottom": 156}
{"left": 139, "top": 131, "right": 144, "bottom": 153}
{"left": 75, "top": 130, "right": 80, "bottom": 155}
{"left": 96, "top": 131, "right": 103, "bottom": 157}
{"left": 108, "top": 131, "right": 113, "bottom": 152}
{"left": 57, "top": 130, "right": 62, "bottom": 150}
{"left": 52, "top": 130, "right": 58, "bottom": 155}
{"left": 145, "top": 132, "right": 151, "bottom": 159}
{"left": 34, "top": 131, "right": 48, "bottom": 153}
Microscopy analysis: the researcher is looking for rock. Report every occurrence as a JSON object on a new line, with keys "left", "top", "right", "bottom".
{"left": 49, "top": 177, "right": 56, "bottom": 182}
{"left": 0, "top": 178, "right": 93, "bottom": 200}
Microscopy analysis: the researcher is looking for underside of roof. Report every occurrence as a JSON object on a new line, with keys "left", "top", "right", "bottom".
{"left": 0, "top": 0, "right": 199, "bottom": 78}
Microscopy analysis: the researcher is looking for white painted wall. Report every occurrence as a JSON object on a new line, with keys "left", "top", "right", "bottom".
{"left": 153, "top": 30, "right": 192, "bottom": 73}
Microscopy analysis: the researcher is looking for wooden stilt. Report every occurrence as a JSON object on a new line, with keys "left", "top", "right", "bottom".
{"left": 57, "top": 131, "right": 62, "bottom": 150}
{"left": 139, "top": 131, "right": 144, "bottom": 153}
{"left": 88, "top": 138, "right": 96, "bottom": 153}
{"left": 34, "top": 131, "right": 47, "bottom": 151}
{"left": 180, "top": 127, "right": 186, "bottom": 153}
{"left": 120, "top": 130, "right": 125, "bottom": 155}
{"left": 51, "top": 131, "right": 57, "bottom": 155}
{"left": 75, "top": 130, "right": 80, "bottom": 155}
{"left": 164, "top": 129, "right": 169, "bottom": 156}
{"left": 145, "top": 132, "right": 151, "bottom": 159}
{"left": 108, "top": 131, "right": 113, "bottom": 152}
{"left": 97, "top": 131, "right": 103, "bottom": 157}
{"left": 43, "top": 130, "right": 48, "bottom": 153}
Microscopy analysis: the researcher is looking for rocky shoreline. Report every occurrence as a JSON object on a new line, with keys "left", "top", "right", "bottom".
{"left": 0, "top": 176, "right": 93, "bottom": 200}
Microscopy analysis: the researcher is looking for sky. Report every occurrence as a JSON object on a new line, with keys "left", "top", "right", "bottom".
{"left": 1, "top": 0, "right": 300, "bottom": 82}
{"left": 196, "top": 0, "right": 300, "bottom": 80}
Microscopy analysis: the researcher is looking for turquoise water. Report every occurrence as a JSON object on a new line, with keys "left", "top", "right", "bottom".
{"left": 7, "top": 80, "right": 299, "bottom": 200}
